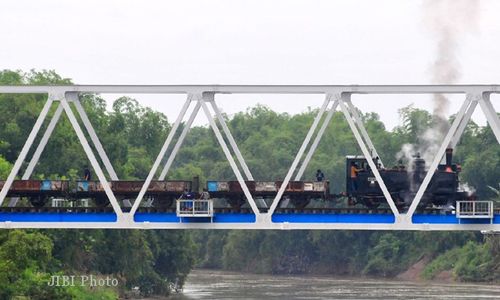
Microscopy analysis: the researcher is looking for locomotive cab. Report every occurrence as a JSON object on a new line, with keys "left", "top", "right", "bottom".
{"left": 345, "top": 155, "right": 408, "bottom": 208}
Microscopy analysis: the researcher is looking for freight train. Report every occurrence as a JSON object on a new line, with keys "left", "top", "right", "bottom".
{"left": 0, "top": 148, "right": 471, "bottom": 210}
{"left": 0, "top": 178, "right": 328, "bottom": 209}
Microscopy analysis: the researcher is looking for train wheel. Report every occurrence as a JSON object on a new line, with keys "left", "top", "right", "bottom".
{"left": 290, "top": 196, "right": 311, "bottom": 209}
{"left": 362, "top": 197, "right": 380, "bottom": 209}
{"left": 94, "top": 196, "right": 110, "bottom": 207}
{"left": 227, "top": 195, "right": 245, "bottom": 209}
{"left": 29, "top": 195, "right": 47, "bottom": 207}
{"left": 155, "top": 196, "right": 174, "bottom": 208}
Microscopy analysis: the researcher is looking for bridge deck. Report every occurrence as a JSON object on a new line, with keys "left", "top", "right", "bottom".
{"left": 0, "top": 211, "right": 498, "bottom": 228}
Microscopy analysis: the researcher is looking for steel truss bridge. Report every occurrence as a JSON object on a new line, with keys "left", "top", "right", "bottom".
{"left": 0, "top": 85, "right": 498, "bottom": 231}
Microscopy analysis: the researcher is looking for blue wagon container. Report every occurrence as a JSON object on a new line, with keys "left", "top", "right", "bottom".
{"left": 207, "top": 181, "right": 218, "bottom": 192}
{"left": 77, "top": 181, "right": 89, "bottom": 192}
{"left": 41, "top": 180, "right": 52, "bottom": 191}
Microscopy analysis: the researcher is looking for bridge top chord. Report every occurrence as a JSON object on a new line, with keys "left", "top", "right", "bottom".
{"left": 0, "top": 84, "right": 500, "bottom": 95}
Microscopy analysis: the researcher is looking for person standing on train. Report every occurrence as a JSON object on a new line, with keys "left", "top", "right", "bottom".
{"left": 316, "top": 169, "right": 325, "bottom": 182}
{"left": 83, "top": 166, "right": 91, "bottom": 181}
{"left": 199, "top": 188, "right": 210, "bottom": 200}
{"left": 199, "top": 188, "right": 210, "bottom": 212}
{"left": 181, "top": 189, "right": 194, "bottom": 211}
{"left": 350, "top": 162, "right": 361, "bottom": 191}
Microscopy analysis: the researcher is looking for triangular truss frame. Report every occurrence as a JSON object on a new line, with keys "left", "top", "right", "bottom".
{"left": 128, "top": 92, "right": 260, "bottom": 216}
{"left": 0, "top": 92, "right": 123, "bottom": 217}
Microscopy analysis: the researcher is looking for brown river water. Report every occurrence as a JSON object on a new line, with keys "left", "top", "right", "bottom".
{"left": 168, "top": 269, "right": 500, "bottom": 300}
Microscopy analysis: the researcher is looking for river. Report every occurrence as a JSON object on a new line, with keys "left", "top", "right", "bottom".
{"left": 169, "top": 269, "right": 500, "bottom": 300}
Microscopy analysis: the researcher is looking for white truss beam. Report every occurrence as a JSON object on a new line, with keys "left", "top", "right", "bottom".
{"left": 70, "top": 93, "right": 119, "bottom": 180}
{"left": 8, "top": 94, "right": 121, "bottom": 207}
{"left": 0, "top": 96, "right": 54, "bottom": 206}
{"left": 209, "top": 98, "right": 254, "bottom": 180}
{"left": 20, "top": 94, "right": 119, "bottom": 182}
{"left": 479, "top": 94, "right": 500, "bottom": 144}
{"left": 339, "top": 96, "right": 400, "bottom": 217}
{"left": 450, "top": 100, "right": 477, "bottom": 149}
{"left": 59, "top": 94, "right": 123, "bottom": 216}
{"left": 199, "top": 94, "right": 260, "bottom": 215}
{"left": 159, "top": 101, "right": 201, "bottom": 180}
{"left": 6, "top": 103, "right": 65, "bottom": 207}
{"left": 345, "top": 98, "right": 385, "bottom": 168}
{"left": 129, "top": 95, "right": 193, "bottom": 215}
{"left": 2, "top": 84, "right": 500, "bottom": 95}
{"left": 267, "top": 95, "right": 331, "bottom": 216}
{"left": 295, "top": 99, "right": 339, "bottom": 180}
{"left": 406, "top": 95, "right": 474, "bottom": 218}
{"left": 1, "top": 220, "right": 499, "bottom": 230}
{"left": 22, "top": 103, "right": 64, "bottom": 180}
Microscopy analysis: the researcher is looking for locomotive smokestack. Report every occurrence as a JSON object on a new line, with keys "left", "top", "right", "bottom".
{"left": 445, "top": 148, "right": 453, "bottom": 166}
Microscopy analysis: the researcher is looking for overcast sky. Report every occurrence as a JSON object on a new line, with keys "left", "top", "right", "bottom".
{"left": 0, "top": 0, "right": 498, "bottom": 130}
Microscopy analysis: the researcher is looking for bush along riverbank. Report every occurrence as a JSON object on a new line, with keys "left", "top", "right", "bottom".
{"left": 192, "top": 230, "right": 500, "bottom": 283}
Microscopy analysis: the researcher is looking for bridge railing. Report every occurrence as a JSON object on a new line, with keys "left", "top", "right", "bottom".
{"left": 176, "top": 199, "right": 214, "bottom": 217}
{"left": 456, "top": 201, "right": 494, "bottom": 219}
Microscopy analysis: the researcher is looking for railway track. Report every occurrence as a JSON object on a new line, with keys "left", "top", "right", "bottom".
{"left": 1, "top": 206, "right": 498, "bottom": 215}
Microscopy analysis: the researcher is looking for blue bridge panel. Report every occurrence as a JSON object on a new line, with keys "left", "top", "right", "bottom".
{"left": 134, "top": 213, "right": 256, "bottom": 223}
{"left": 413, "top": 214, "right": 500, "bottom": 224}
{"left": 0, "top": 212, "right": 117, "bottom": 222}
{"left": 272, "top": 213, "right": 396, "bottom": 223}
{"left": 134, "top": 213, "right": 179, "bottom": 223}
{"left": 0, "top": 212, "right": 497, "bottom": 225}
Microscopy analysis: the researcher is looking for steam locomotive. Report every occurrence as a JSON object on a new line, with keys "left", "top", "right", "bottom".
{"left": 345, "top": 148, "right": 471, "bottom": 209}
{"left": 0, "top": 148, "right": 471, "bottom": 210}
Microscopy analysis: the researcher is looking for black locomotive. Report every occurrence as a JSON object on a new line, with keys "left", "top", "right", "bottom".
{"left": 346, "top": 148, "right": 471, "bottom": 209}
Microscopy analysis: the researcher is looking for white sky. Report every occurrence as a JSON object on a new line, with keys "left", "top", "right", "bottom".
{"left": 0, "top": 0, "right": 499, "bottom": 130}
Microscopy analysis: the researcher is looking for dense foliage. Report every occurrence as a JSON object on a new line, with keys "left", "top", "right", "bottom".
{"left": 0, "top": 70, "right": 196, "bottom": 298}
{"left": 0, "top": 69, "right": 499, "bottom": 298}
